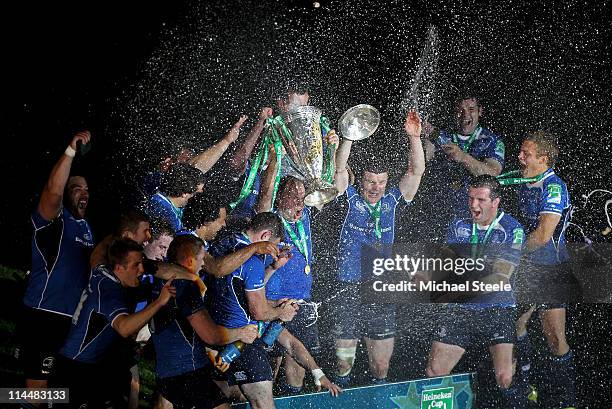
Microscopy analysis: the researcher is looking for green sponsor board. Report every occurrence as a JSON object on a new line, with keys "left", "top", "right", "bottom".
{"left": 233, "top": 373, "right": 473, "bottom": 409}
{"left": 421, "top": 387, "right": 454, "bottom": 409}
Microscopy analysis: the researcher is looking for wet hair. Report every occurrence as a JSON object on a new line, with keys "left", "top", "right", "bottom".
{"left": 115, "top": 208, "right": 150, "bottom": 237}
{"left": 469, "top": 175, "right": 501, "bottom": 200}
{"left": 161, "top": 163, "right": 205, "bottom": 197}
{"left": 524, "top": 131, "right": 559, "bottom": 167}
{"left": 363, "top": 158, "right": 389, "bottom": 176}
{"left": 285, "top": 76, "right": 310, "bottom": 96}
{"left": 166, "top": 234, "right": 204, "bottom": 265}
{"left": 182, "top": 193, "right": 226, "bottom": 231}
{"left": 107, "top": 238, "right": 143, "bottom": 269}
{"left": 247, "top": 212, "right": 284, "bottom": 240}
{"left": 454, "top": 91, "right": 482, "bottom": 108}
{"left": 149, "top": 218, "right": 175, "bottom": 241}
{"left": 274, "top": 176, "right": 304, "bottom": 207}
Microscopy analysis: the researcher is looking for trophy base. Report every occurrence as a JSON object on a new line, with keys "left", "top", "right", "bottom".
{"left": 304, "top": 180, "right": 338, "bottom": 207}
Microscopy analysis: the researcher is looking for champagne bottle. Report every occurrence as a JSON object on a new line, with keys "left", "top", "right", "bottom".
{"left": 219, "top": 340, "right": 246, "bottom": 365}
{"left": 261, "top": 320, "right": 285, "bottom": 347}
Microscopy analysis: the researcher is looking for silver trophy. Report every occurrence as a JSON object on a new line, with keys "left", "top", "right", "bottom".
{"left": 279, "top": 106, "right": 338, "bottom": 207}
{"left": 338, "top": 104, "right": 380, "bottom": 141}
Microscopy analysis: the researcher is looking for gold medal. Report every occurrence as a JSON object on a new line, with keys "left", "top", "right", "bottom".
{"left": 304, "top": 265, "right": 311, "bottom": 275}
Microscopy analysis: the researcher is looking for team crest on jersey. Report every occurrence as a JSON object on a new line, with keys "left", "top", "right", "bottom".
{"left": 512, "top": 228, "right": 525, "bottom": 245}
{"left": 547, "top": 183, "right": 562, "bottom": 204}
{"left": 457, "top": 227, "right": 470, "bottom": 238}
{"left": 381, "top": 203, "right": 391, "bottom": 213}
{"left": 41, "top": 356, "right": 55, "bottom": 375}
{"left": 355, "top": 200, "right": 368, "bottom": 213}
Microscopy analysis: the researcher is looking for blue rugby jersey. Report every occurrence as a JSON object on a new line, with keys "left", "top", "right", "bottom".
{"left": 150, "top": 278, "right": 208, "bottom": 378}
{"left": 518, "top": 168, "right": 571, "bottom": 265}
{"left": 432, "top": 127, "right": 505, "bottom": 218}
{"left": 206, "top": 233, "right": 266, "bottom": 328}
{"left": 447, "top": 210, "right": 524, "bottom": 308}
{"left": 337, "top": 185, "right": 410, "bottom": 283}
{"left": 59, "top": 265, "right": 129, "bottom": 364}
{"left": 25, "top": 207, "right": 94, "bottom": 316}
{"left": 265, "top": 207, "right": 314, "bottom": 301}
{"left": 145, "top": 192, "right": 183, "bottom": 233}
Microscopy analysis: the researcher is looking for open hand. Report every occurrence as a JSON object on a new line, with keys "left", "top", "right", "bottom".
{"left": 226, "top": 115, "right": 248, "bottom": 143}
{"left": 318, "top": 376, "right": 343, "bottom": 397}
{"left": 403, "top": 110, "right": 422, "bottom": 138}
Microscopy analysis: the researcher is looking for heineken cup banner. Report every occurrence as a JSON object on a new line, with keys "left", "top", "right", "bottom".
{"left": 232, "top": 373, "right": 473, "bottom": 409}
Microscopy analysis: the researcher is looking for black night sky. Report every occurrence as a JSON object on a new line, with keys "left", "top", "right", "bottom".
{"left": 1, "top": 0, "right": 610, "bottom": 269}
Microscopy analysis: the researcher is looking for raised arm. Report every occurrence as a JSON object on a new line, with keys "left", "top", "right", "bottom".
{"left": 112, "top": 278, "right": 176, "bottom": 338}
{"left": 333, "top": 138, "right": 353, "bottom": 197}
{"left": 38, "top": 131, "right": 91, "bottom": 220}
{"left": 254, "top": 145, "right": 278, "bottom": 213}
{"left": 398, "top": 111, "right": 426, "bottom": 201}
{"left": 189, "top": 115, "right": 248, "bottom": 174}
{"left": 228, "top": 107, "right": 273, "bottom": 177}
{"left": 202, "top": 242, "right": 279, "bottom": 278}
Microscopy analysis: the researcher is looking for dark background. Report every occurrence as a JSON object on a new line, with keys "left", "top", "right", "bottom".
{"left": 0, "top": 0, "right": 610, "bottom": 406}
{"left": 1, "top": 0, "right": 610, "bottom": 269}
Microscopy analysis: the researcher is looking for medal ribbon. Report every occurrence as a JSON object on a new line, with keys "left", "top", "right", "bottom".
{"left": 365, "top": 200, "right": 382, "bottom": 239}
{"left": 470, "top": 211, "right": 505, "bottom": 259}
{"left": 496, "top": 170, "right": 546, "bottom": 186}
{"left": 280, "top": 216, "right": 309, "bottom": 266}
{"left": 320, "top": 116, "right": 336, "bottom": 184}
{"left": 229, "top": 118, "right": 284, "bottom": 210}
{"left": 452, "top": 126, "right": 482, "bottom": 153}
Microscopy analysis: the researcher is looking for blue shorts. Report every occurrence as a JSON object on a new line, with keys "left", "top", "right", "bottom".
{"left": 332, "top": 283, "right": 396, "bottom": 340}
{"left": 268, "top": 301, "right": 320, "bottom": 357}
{"left": 434, "top": 306, "right": 516, "bottom": 349}
{"left": 515, "top": 262, "right": 580, "bottom": 304}
{"left": 227, "top": 339, "right": 273, "bottom": 386}
{"left": 158, "top": 365, "right": 227, "bottom": 409}
{"left": 19, "top": 306, "right": 72, "bottom": 380}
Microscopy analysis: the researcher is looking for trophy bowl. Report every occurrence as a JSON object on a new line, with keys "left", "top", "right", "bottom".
{"left": 280, "top": 106, "right": 338, "bottom": 207}
{"left": 338, "top": 104, "right": 380, "bottom": 141}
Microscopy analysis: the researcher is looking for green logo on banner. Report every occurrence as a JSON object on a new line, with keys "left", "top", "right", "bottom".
{"left": 421, "top": 387, "right": 454, "bottom": 409}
